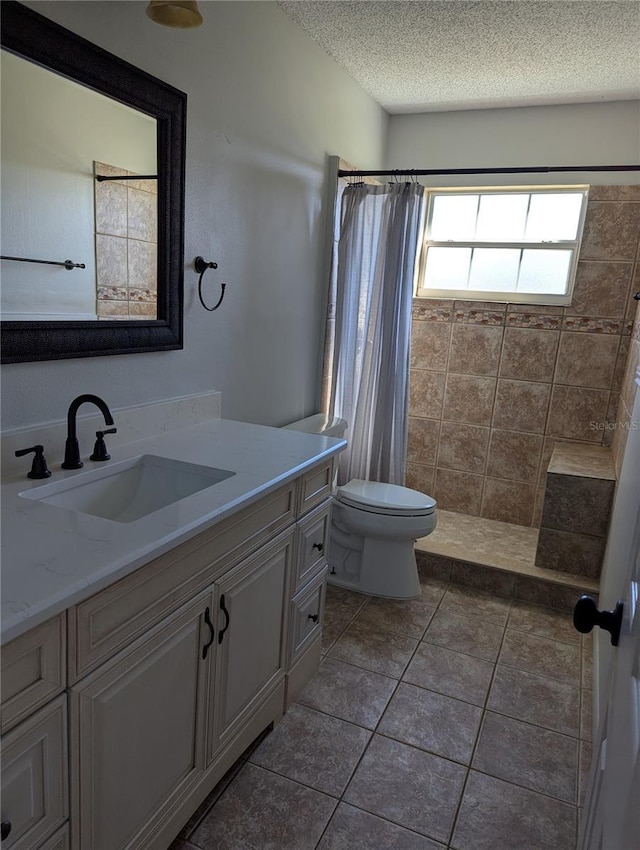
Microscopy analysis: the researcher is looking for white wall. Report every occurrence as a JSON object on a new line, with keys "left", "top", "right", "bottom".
{"left": 1, "top": 51, "right": 156, "bottom": 320}
{"left": 1, "top": 1, "right": 387, "bottom": 431}
{"left": 386, "top": 101, "right": 640, "bottom": 186}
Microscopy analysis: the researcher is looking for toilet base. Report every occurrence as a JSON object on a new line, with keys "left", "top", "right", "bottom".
{"left": 327, "top": 536, "right": 421, "bottom": 599}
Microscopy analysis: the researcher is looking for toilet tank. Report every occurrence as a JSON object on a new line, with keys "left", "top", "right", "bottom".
{"left": 283, "top": 414, "right": 347, "bottom": 438}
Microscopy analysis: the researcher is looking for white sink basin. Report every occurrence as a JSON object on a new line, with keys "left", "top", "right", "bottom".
{"left": 20, "top": 454, "right": 235, "bottom": 523}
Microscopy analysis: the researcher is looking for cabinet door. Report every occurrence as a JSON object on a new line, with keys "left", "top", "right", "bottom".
{"left": 208, "top": 531, "right": 292, "bottom": 761}
{"left": 71, "top": 591, "right": 213, "bottom": 850}
{"left": 0, "top": 694, "right": 67, "bottom": 850}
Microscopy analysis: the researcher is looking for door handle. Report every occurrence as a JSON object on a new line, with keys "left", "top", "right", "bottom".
{"left": 1, "top": 821, "right": 11, "bottom": 840}
{"left": 218, "top": 594, "right": 230, "bottom": 644}
{"left": 202, "top": 606, "right": 215, "bottom": 659}
{"left": 573, "top": 595, "right": 623, "bottom": 646}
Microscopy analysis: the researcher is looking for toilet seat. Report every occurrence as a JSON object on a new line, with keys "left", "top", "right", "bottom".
{"left": 336, "top": 479, "right": 436, "bottom": 517}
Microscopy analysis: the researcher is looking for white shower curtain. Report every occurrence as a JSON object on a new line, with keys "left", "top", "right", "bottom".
{"left": 330, "top": 181, "right": 426, "bottom": 486}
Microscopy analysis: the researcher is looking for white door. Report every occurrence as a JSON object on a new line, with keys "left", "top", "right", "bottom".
{"left": 580, "top": 370, "right": 640, "bottom": 850}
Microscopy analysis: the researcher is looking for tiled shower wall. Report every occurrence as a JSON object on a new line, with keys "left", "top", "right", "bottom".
{"left": 406, "top": 185, "right": 640, "bottom": 528}
{"left": 94, "top": 161, "right": 158, "bottom": 320}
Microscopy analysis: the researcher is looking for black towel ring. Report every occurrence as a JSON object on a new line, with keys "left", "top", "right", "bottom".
{"left": 195, "top": 256, "right": 226, "bottom": 311}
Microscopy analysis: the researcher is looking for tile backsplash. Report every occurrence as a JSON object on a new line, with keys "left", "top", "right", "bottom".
{"left": 407, "top": 185, "right": 640, "bottom": 528}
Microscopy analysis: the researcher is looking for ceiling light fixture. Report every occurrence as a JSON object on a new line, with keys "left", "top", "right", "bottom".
{"left": 146, "top": 1, "right": 203, "bottom": 29}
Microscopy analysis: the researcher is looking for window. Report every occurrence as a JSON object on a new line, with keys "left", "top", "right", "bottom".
{"left": 415, "top": 186, "right": 589, "bottom": 305}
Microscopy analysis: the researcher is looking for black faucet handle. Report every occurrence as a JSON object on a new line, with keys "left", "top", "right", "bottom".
{"left": 90, "top": 427, "right": 117, "bottom": 462}
{"left": 15, "top": 444, "right": 52, "bottom": 479}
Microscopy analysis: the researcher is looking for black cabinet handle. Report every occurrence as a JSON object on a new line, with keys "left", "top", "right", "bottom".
{"left": 312, "top": 542, "right": 324, "bottom": 553}
{"left": 1, "top": 821, "right": 11, "bottom": 840}
{"left": 308, "top": 613, "right": 319, "bottom": 623}
{"left": 573, "top": 595, "right": 624, "bottom": 646}
{"left": 202, "top": 607, "right": 215, "bottom": 660}
{"left": 218, "top": 594, "right": 230, "bottom": 644}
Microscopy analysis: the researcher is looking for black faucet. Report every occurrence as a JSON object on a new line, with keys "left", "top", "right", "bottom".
{"left": 62, "top": 394, "right": 114, "bottom": 469}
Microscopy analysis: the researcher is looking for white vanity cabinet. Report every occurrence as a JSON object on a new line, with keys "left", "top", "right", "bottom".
{"left": 1, "top": 456, "right": 335, "bottom": 850}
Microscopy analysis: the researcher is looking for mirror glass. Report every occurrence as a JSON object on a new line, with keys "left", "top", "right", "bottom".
{"left": 1, "top": 51, "right": 159, "bottom": 321}
{"left": 0, "top": 1, "right": 185, "bottom": 364}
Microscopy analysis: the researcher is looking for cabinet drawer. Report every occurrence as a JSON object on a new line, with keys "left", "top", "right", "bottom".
{"left": 1, "top": 614, "right": 65, "bottom": 735}
{"left": 1, "top": 694, "right": 68, "bottom": 850}
{"left": 289, "top": 570, "right": 327, "bottom": 663}
{"left": 69, "top": 482, "right": 296, "bottom": 682}
{"left": 294, "top": 502, "right": 331, "bottom": 593}
{"left": 297, "top": 460, "right": 334, "bottom": 516}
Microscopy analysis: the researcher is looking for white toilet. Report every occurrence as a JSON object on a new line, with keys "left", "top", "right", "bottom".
{"left": 283, "top": 414, "right": 437, "bottom": 598}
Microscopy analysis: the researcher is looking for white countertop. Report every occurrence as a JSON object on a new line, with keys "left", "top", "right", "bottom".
{"left": 1, "top": 418, "right": 345, "bottom": 643}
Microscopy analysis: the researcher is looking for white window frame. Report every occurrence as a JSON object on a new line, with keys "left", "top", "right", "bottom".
{"left": 415, "top": 185, "right": 590, "bottom": 305}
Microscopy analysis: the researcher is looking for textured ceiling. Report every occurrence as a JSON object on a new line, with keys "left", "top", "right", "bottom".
{"left": 277, "top": 1, "right": 640, "bottom": 113}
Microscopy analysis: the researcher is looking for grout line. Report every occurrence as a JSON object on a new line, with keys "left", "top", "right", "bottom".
{"left": 445, "top": 603, "right": 510, "bottom": 845}
{"left": 314, "top": 582, "right": 461, "bottom": 847}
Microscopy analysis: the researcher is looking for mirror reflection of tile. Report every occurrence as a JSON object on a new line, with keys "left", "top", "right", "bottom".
{"left": 94, "top": 161, "right": 158, "bottom": 320}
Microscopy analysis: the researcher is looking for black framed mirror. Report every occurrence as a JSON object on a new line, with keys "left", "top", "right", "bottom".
{"left": 0, "top": 1, "right": 185, "bottom": 364}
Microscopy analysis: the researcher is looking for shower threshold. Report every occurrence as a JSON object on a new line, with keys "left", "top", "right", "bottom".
{"left": 415, "top": 509, "right": 598, "bottom": 606}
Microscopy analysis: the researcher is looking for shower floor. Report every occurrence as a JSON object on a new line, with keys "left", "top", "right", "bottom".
{"left": 415, "top": 509, "right": 599, "bottom": 596}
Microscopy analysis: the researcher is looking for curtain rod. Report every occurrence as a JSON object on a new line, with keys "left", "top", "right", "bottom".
{"left": 337, "top": 164, "right": 640, "bottom": 178}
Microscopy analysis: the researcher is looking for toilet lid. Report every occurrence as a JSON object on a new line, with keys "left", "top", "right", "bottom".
{"left": 336, "top": 479, "right": 436, "bottom": 516}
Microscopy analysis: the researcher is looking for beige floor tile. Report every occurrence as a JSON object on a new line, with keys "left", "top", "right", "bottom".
{"left": 423, "top": 610, "right": 505, "bottom": 661}
{"left": 499, "top": 629, "right": 581, "bottom": 684}
{"left": 321, "top": 612, "right": 352, "bottom": 654}
{"left": 403, "top": 641, "right": 494, "bottom": 706}
{"left": 418, "top": 574, "right": 451, "bottom": 605}
{"left": 317, "top": 803, "right": 445, "bottom": 850}
{"left": 249, "top": 704, "right": 370, "bottom": 797}
{"left": 507, "top": 600, "right": 580, "bottom": 645}
{"left": 378, "top": 682, "right": 482, "bottom": 764}
{"left": 579, "top": 740, "right": 593, "bottom": 808}
{"left": 191, "top": 763, "right": 336, "bottom": 850}
{"left": 438, "top": 584, "right": 512, "bottom": 625}
{"left": 353, "top": 595, "right": 436, "bottom": 639}
{"left": 473, "top": 711, "right": 579, "bottom": 803}
{"left": 328, "top": 621, "right": 419, "bottom": 678}
{"left": 452, "top": 771, "right": 577, "bottom": 850}
{"left": 325, "top": 585, "right": 370, "bottom": 619}
{"left": 487, "top": 664, "right": 580, "bottom": 737}
{"left": 297, "top": 657, "right": 397, "bottom": 730}
{"left": 580, "top": 689, "right": 593, "bottom": 741}
{"left": 344, "top": 735, "right": 466, "bottom": 844}
{"left": 178, "top": 758, "right": 244, "bottom": 839}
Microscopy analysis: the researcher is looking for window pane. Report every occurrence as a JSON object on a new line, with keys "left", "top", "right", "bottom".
{"left": 424, "top": 247, "right": 471, "bottom": 290}
{"left": 468, "top": 248, "right": 520, "bottom": 291}
{"left": 517, "top": 249, "right": 572, "bottom": 294}
{"left": 430, "top": 195, "right": 478, "bottom": 241}
{"left": 525, "top": 193, "right": 584, "bottom": 241}
{"left": 475, "top": 194, "right": 529, "bottom": 241}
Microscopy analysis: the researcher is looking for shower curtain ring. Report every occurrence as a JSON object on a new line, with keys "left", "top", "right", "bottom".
{"left": 195, "top": 256, "right": 226, "bottom": 311}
